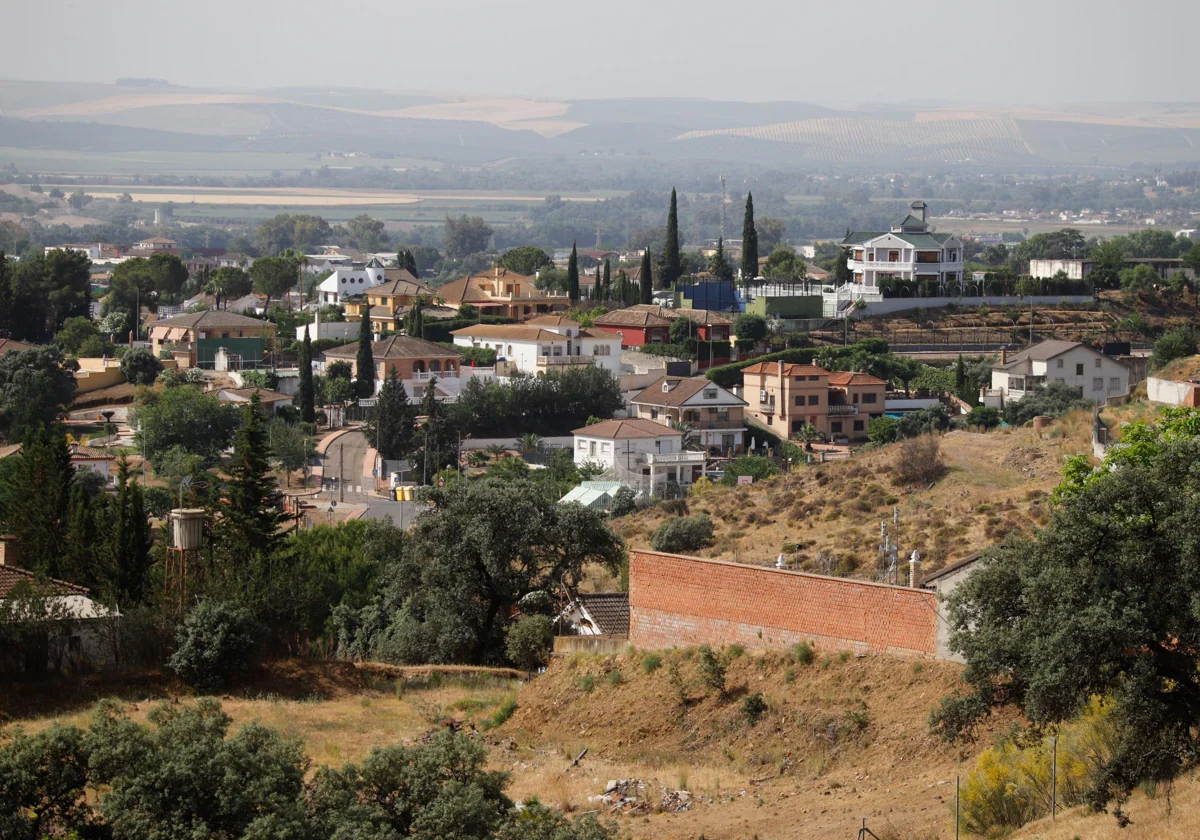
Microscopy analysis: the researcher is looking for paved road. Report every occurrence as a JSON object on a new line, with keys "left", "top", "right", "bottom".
{"left": 319, "top": 430, "right": 374, "bottom": 501}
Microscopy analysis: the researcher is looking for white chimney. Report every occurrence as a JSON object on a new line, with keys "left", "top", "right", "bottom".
{"left": 909, "top": 550, "right": 922, "bottom": 588}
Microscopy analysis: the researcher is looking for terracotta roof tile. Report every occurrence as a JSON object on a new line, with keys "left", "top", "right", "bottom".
{"left": 593, "top": 309, "right": 673, "bottom": 328}
{"left": 0, "top": 565, "right": 90, "bottom": 599}
{"left": 828, "top": 371, "right": 888, "bottom": 387}
{"left": 741, "top": 362, "right": 830, "bottom": 377}
{"left": 572, "top": 417, "right": 682, "bottom": 439}
{"left": 325, "top": 335, "right": 462, "bottom": 360}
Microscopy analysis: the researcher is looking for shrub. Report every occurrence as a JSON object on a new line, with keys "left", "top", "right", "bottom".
{"left": 168, "top": 600, "right": 261, "bottom": 693}
{"left": 1003, "top": 381, "right": 1092, "bottom": 427}
{"left": 965, "top": 405, "right": 1001, "bottom": 430}
{"left": 742, "top": 692, "right": 767, "bottom": 725}
{"left": 605, "top": 668, "right": 623, "bottom": 686}
{"left": 504, "top": 615, "right": 554, "bottom": 671}
{"left": 698, "top": 644, "right": 727, "bottom": 695}
{"left": 867, "top": 415, "right": 899, "bottom": 445}
{"left": 1151, "top": 327, "right": 1199, "bottom": 370}
{"left": 120, "top": 347, "right": 163, "bottom": 385}
{"left": 719, "top": 455, "right": 779, "bottom": 486}
{"left": 578, "top": 675, "right": 595, "bottom": 693}
{"left": 791, "top": 641, "right": 815, "bottom": 665}
{"left": 239, "top": 368, "right": 280, "bottom": 390}
{"left": 642, "top": 653, "right": 662, "bottom": 673}
{"left": 895, "top": 435, "right": 947, "bottom": 486}
{"left": 650, "top": 514, "right": 715, "bottom": 554}
{"left": 481, "top": 696, "right": 518, "bottom": 730}
{"left": 608, "top": 486, "right": 637, "bottom": 518}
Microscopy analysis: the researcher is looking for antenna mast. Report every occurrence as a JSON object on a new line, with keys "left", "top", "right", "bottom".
{"left": 720, "top": 174, "right": 728, "bottom": 242}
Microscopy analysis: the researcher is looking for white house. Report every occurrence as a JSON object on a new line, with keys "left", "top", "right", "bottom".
{"left": 0, "top": 561, "right": 117, "bottom": 671}
{"left": 451, "top": 316, "right": 622, "bottom": 376}
{"left": 317, "top": 267, "right": 389, "bottom": 304}
{"left": 988, "top": 340, "right": 1130, "bottom": 405}
{"left": 840, "top": 201, "right": 964, "bottom": 293}
{"left": 571, "top": 417, "right": 706, "bottom": 494}
{"left": 629, "top": 376, "right": 748, "bottom": 455}
{"left": 66, "top": 443, "right": 116, "bottom": 489}
{"left": 296, "top": 309, "right": 360, "bottom": 343}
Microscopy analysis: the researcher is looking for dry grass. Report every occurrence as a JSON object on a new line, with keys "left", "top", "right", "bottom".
{"left": 615, "top": 420, "right": 1090, "bottom": 580}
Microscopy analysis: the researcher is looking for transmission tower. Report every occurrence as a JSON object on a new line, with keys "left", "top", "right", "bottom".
{"left": 720, "top": 174, "right": 728, "bottom": 242}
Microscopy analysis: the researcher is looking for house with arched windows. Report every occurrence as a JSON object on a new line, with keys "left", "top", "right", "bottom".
{"left": 321, "top": 335, "right": 464, "bottom": 394}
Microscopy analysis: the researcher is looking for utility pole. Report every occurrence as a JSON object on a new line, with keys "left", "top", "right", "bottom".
{"left": 338, "top": 443, "right": 345, "bottom": 502}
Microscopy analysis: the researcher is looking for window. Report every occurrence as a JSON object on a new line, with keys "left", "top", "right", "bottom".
{"left": 766, "top": 415, "right": 773, "bottom": 426}
{"left": 1076, "top": 363, "right": 1084, "bottom": 376}
{"left": 1092, "top": 378, "right": 1103, "bottom": 391}
{"left": 862, "top": 393, "right": 877, "bottom": 404}
{"left": 794, "top": 395, "right": 804, "bottom": 407}
{"left": 703, "top": 389, "right": 717, "bottom": 399}
{"left": 601, "top": 442, "right": 611, "bottom": 453}
{"left": 650, "top": 407, "right": 659, "bottom": 420}
{"left": 1110, "top": 377, "right": 1121, "bottom": 391}
{"left": 853, "top": 420, "right": 864, "bottom": 432}
{"left": 808, "top": 395, "right": 819, "bottom": 405}
{"left": 852, "top": 393, "right": 859, "bottom": 404}
{"left": 1095, "top": 357, "right": 1102, "bottom": 368}
{"left": 655, "top": 440, "right": 662, "bottom": 453}
{"left": 1057, "top": 358, "right": 1064, "bottom": 369}
{"left": 589, "top": 441, "right": 597, "bottom": 456}
{"left": 577, "top": 440, "right": 587, "bottom": 451}
{"left": 831, "top": 421, "right": 843, "bottom": 433}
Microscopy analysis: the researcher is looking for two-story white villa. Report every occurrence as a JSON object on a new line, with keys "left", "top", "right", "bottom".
{"left": 317, "top": 266, "right": 389, "bottom": 304}
{"left": 987, "top": 340, "right": 1130, "bottom": 406}
{"left": 451, "top": 315, "right": 621, "bottom": 376}
{"left": 629, "top": 376, "right": 748, "bottom": 455}
{"left": 571, "top": 417, "right": 706, "bottom": 494}
{"left": 840, "top": 201, "right": 964, "bottom": 293}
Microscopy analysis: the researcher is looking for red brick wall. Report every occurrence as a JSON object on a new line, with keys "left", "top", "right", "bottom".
{"left": 629, "top": 551, "right": 939, "bottom": 658}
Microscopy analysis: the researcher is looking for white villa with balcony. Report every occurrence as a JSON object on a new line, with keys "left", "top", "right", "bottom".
{"left": 571, "top": 418, "right": 707, "bottom": 495}
{"left": 985, "top": 340, "right": 1130, "bottom": 407}
{"left": 317, "top": 266, "right": 389, "bottom": 304}
{"left": 451, "top": 316, "right": 622, "bottom": 376}
{"left": 840, "top": 201, "right": 964, "bottom": 297}
{"left": 629, "top": 376, "right": 748, "bottom": 455}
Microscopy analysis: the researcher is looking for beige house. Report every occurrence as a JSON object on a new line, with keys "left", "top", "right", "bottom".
{"left": 147, "top": 310, "right": 276, "bottom": 367}
{"left": 988, "top": 340, "right": 1130, "bottom": 406}
{"left": 436, "top": 267, "right": 570, "bottom": 319}
{"left": 742, "top": 361, "right": 887, "bottom": 442}
{"left": 629, "top": 376, "right": 747, "bottom": 454}
{"left": 323, "top": 335, "right": 463, "bottom": 393}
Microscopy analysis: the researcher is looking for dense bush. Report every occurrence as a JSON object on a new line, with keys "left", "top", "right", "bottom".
{"left": 119, "top": 347, "right": 163, "bottom": 386}
{"left": 453, "top": 366, "right": 624, "bottom": 437}
{"left": 168, "top": 600, "right": 261, "bottom": 693}
{"left": 706, "top": 347, "right": 819, "bottom": 389}
{"left": 239, "top": 368, "right": 280, "bottom": 389}
{"left": 650, "top": 514, "right": 715, "bottom": 553}
{"left": 719, "top": 455, "right": 779, "bottom": 486}
{"left": 608, "top": 485, "right": 638, "bottom": 517}
{"left": 964, "top": 405, "right": 1002, "bottom": 429}
{"left": 505, "top": 614, "right": 554, "bottom": 671}
{"left": 1003, "top": 381, "right": 1093, "bottom": 427}
{"left": 867, "top": 415, "right": 898, "bottom": 444}
{"left": 1150, "top": 327, "right": 1198, "bottom": 370}
{"left": 896, "top": 403, "right": 952, "bottom": 438}
{"left": 448, "top": 343, "right": 498, "bottom": 366}
{"left": 0, "top": 699, "right": 615, "bottom": 840}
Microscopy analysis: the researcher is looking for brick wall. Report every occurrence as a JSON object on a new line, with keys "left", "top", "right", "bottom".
{"left": 628, "top": 550, "right": 940, "bottom": 658}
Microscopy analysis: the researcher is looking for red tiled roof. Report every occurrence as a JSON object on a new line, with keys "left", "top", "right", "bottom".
{"left": 741, "top": 362, "right": 830, "bottom": 377}
{"left": 572, "top": 417, "right": 683, "bottom": 439}
{"left": 0, "top": 564, "right": 90, "bottom": 599}
{"left": 828, "top": 371, "right": 887, "bottom": 387}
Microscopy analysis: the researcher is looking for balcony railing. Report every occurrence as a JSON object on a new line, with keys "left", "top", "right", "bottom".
{"left": 537, "top": 355, "right": 593, "bottom": 365}
{"left": 758, "top": 401, "right": 776, "bottom": 413}
{"left": 827, "top": 404, "right": 859, "bottom": 416}
{"left": 645, "top": 451, "right": 708, "bottom": 466}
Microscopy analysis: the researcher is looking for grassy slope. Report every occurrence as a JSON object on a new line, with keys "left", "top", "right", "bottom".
{"left": 614, "top": 419, "right": 1093, "bottom": 580}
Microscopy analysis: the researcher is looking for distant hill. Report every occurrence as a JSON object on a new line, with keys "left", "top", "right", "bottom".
{"left": 3, "top": 80, "right": 1200, "bottom": 168}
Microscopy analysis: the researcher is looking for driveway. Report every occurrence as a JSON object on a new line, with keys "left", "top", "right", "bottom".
{"left": 318, "top": 429, "right": 375, "bottom": 501}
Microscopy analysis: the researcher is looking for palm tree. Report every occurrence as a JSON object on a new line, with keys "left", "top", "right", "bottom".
{"left": 669, "top": 419, "right": 702, "bottom": 451}
{"left": 485, "top": 443, "right": 507, "bottom": 460}
{"left": 519, "top": 433, "right": 542, "bottom": 454}
{"left": 467, "top": 450, "right": 488, "bottom": 469}
{"left": 793, "top": 423, "right": 822, "bottom": 451}
{"left": 204, "top": 274, "right": 230, "bottom": 310}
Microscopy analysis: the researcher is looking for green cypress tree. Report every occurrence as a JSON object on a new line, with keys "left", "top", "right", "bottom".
{"left": 639, "top": 249, "right": 653, "bottom": 305}
{"left": 355, "top": 318, "right": 375, "bottom": 398}
{"left": 602, "top": 259, "right": 611, "bottom": 301}
{"left": 741, "top": 192, "right": 759, "bottom": 283}
{"left": 663, "top": 188, "right": 682, "bottom": 289}
{"left": 223, "top": 395, "right": 284, "bottom": 558}
{"left": 955, "top": 354, "right": 968, "bottom": 398}
{"left": 298, "top": 330, "right": 316, "bottom": 424}
{"left": 365, "top": 370, "right": 415, "bottom": 460}
{"left": 109, "top": 457, "right": 152, "bottom": 604}
{"left": 0, "top": 251, "right": 12, "bottom": 339}
{"left": 0, "top": 426, "right": 73, "bottom": 578}
{"left": 397, "top": 247, "right": 418, "bottom": 276}
{"left": 708, "top": 238, "right": 734, "bottom": 282}
{"left": 64, "top": 479, "right": 106, "bottom": 590}
{"left": 567, "top": 242, "right": 580, "bottom": 304}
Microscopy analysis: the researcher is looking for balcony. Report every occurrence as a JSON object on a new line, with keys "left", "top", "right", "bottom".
{"left": 758, "top": 400, "right": 776, "bottom": 413}
{"left": 645, "top": 451, "right": 709, "bottom": 466}
{"left": 827, "top": 404, "right": 859, "bottom": 416}
{"left": 537, "top": 354, "right": 593, "bottom": 366}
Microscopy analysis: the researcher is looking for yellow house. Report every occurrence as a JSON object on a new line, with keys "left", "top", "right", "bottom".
{"left": 343, "top": 271, "right": 436, "bottom": 333}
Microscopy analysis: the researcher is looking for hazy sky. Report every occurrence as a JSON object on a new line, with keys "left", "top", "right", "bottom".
{"left": 3, "top": 0, "right": 1196, "bottom": 103}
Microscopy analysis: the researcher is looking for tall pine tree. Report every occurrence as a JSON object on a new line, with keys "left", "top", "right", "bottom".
{"left": 741, "top": 192, "right": 759, "bottom": 283}
{"left": 662, "top": 188, "right": 682, "bottom": 290}
{"left": 298, "top": 330, "right": 316, "bottom": 424}
{"left": 404, "top": 301, "right": 425, "bottom": 338}
{"left": 366, "top": 370, "right": 415, "bottom": 461}
{"left": 639, "top": 249, "right": 653, "bottom": 305}
{"left": 567, "top": 242, "right": 580, "bottom": 304}
{"left": 223, "top": 395, "right": 284, "bottom": 558}
{"left": 355, "top": 318, "right": 375, "bottom": 398}
{"left": 109, "top": 457, "right": 151, "bottom": 604}
{"left": 65, "top": 479, "right": 107, "bottom": 591}
{"left": 0, "top": 251, "right": 12, "bottom": 339}
{"left": 412, "top": 378, "right": 459, "bottom": 484}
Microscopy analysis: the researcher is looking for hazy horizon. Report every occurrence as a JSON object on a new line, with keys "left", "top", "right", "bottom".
{"left": 4, "top": 0, "right": 1197, "bottom": 105}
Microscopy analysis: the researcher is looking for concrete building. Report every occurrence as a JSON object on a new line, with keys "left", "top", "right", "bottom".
{"left": 571, "top": 417, "right": 706, "bottom": 493}
{"left": 1028, "top": 259, "right": 1092, "bottom": 281}
{"left": 988, "top": 340, "right": 1130, "bottom": 405}
{"left": 451, "top": 315, "right": 621, "bottom": 376}
{"left": 323, "top": 335, "right": 464, "bottom": 393}
{"left": 840, "top": 202, "right": 964, "bottom": 294}
{"left": 741, "top": 361, "right": 887, "bottom": 442}
{"left": 629, "top": 376, "right": 747, "bottom": 455}
{"left": 317, "top": 266, "right": 389, "bottom": 304}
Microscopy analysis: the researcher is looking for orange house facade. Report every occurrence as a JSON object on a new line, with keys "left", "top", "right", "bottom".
{"left": 742, "top": 361, "right": 887, "bottom": 442}
{"left": 322, "top": 335, "right": 463, "bottom": 393}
